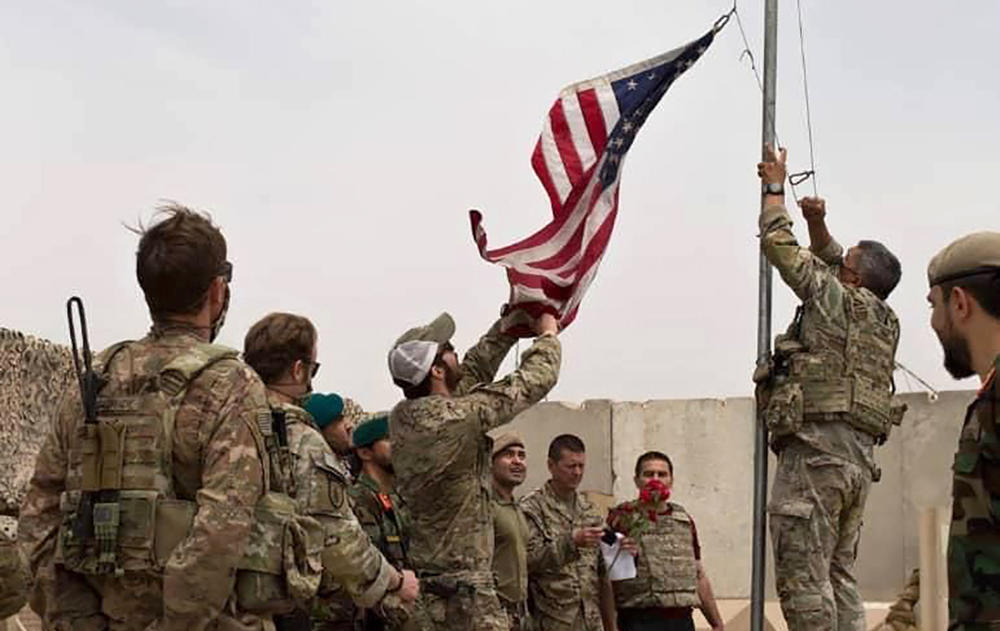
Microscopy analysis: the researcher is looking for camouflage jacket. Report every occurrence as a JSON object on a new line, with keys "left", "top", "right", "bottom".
{"left": 949, "top": 361, "right": 1000, "bottom": 627}
{"left": 492, "top": 493, "right": 578, "bottom": 606}
{"left": 0, "top": 516, "right": 28, "bottom": 619}
{"left": 391, "top": 322, "right": 560, "bottom": 577}
{"left": 18, "top": 325, "right": 271, "bottom": 631}
{"left": 760, "top": 202, "right": 900, "bottom": 471}
{"left": 608, "top": 500, "right": 700, "bottom": 610}
{"left": 520, "top": 481, "right": 605, "bottom": 631}
{"left": 267, "top": 397, "right": 397, "bottom": 623}
{"left": 349, "top": 471, "right": 410, "bottom": 569}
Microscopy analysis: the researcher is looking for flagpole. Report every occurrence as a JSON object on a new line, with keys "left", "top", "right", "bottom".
{"left": 751, "top": 0, "right": 778, "bottom": 630}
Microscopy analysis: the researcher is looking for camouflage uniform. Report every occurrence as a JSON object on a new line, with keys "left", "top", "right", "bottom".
{"left": 266, "top": 397, "right": 399, "bottom": 631}
{"left": 948, "top": 362, "right": 1000, "bottom": 629}
{"left": 608, "top": 500, "right": 700, "bottom": 628}
{"left": 18, "top": 325, "right": 271, "bottom": 631}
{"left": 520, "top": 481, "right": 606, "bottom": 631}
{"left": 0, "top": 515, "right": 28, "bottom": 619}
{"left": 391, "top": 322, "right": 560, "bottom": 631}
{"left": 492, "top": 494, "right": 579, "bottom": 631}
{"left": 348, "top": 472, "right": 411, "bottom": 630}
{"left": 758, "top": 202, "right": 901, "bottom": 631}
{"left": 872, "top": 569, "right": 918, "bottom": 631}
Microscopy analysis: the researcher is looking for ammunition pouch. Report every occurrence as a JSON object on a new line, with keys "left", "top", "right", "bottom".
{"left": 235, "top": 491, "right": 325, "bottom": 616}
{"left": 56, "top": 489, "right": 197, "bottom": 574}
{"left": 417, "top": 570, "right": 492, "bottom": 599}
{"left": 762, "top": 381, "right": 804, "bottom": 439}
{"left": 797, "top": 376, "right": 895, "bottom": 443}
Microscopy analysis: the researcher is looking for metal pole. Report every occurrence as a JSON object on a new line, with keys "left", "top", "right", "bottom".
{"left": 751, "top": 1, "right": 778, "bottom": 630}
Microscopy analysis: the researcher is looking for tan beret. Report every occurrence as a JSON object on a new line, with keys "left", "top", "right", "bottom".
{"left": 492, "top": 432, "right": 525, "bottom": 458}
{"left": 928, "top": 232, "right": 1000, "bottom": 287}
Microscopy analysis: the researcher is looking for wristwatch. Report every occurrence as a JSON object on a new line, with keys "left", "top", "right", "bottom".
{"left": 762, "top": 181, "right": 784, "bottom": 195}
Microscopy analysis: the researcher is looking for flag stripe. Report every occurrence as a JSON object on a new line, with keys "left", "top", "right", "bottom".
{"left": 549, "top": 100, "right": 585, "bottom": 191}
{"left": 539, "top": 114, "right": 572, "bottom": 204}
{"left": 577, "top": 88, "right": 608, "bottom": 156}
{"left": 561, "top": 92, "right": 598, "bottom": 173}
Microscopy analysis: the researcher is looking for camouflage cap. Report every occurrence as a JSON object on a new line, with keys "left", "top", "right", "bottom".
{"left": 352, "top": 413, "right": 389, "bottom": 448}
{"left": 393, "top": 312, "right": 456, "bottom": 348}
{"left": 928, "top": 231, "right": 1000, "bottom": 287}
{"left": 492, "top": 431, "right": 525, "bottom": 458}
{"left": 341, "top": 397, "right": 367, "bottom": 426}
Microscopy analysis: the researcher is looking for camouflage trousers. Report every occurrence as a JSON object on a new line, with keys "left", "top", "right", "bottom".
{"left": 37, "top": 568, "right": 270, "bottom": 631}
{"left": 768, "top": 442, "right": 872, "bottom": 631}
{"left": 409, "top": 578, "right": 506, "bottom": 631}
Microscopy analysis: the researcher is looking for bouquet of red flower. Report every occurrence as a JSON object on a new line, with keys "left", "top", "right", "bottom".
{"left": 607, "top": 478, "right": 671, "bottom": 539}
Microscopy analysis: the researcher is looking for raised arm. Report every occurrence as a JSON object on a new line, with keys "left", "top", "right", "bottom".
{"left": 800, "top": 196, "right": 845, "bottom": 266}
{"left": 455, "top": 318, "right": 517, "bottom": 395}
{"left": 467, "top": 315, "right": 561, "bottom": 432}
{"left": 757, "top": 145, "right": 842, "bottom": 304}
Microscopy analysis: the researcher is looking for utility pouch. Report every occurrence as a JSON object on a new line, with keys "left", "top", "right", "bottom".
{"left": 236, "top": 492, "right": 325, "bottom": 615}
{"left": 764, "top": 382, "right": 803, "bottom": 438}
{"left": 154, "top": 498, "right": 197, "bottom": 564}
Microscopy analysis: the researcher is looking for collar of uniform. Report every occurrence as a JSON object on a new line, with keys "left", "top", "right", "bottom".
{"left": 979, "top": 363, "right": 998, "bottom": 398}
{"left": 149, "top": 322, "right": 210, "bottom": 342}
{"left": 543, "top": 479, "right": 582, "bottom": 521}
{"left": 266, "top": 393, "right": 312, "bottom": 425}
{"left": 356, "top": 470, "right": 382, "bottom": 494}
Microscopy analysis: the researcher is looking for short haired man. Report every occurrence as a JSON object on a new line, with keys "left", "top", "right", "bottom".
{"left": 388, "top": 311, "right": 561, "bottom": 631}
{"left": 926, "top": 232, "right": 1000, "bottom": 627}
{"left": 608, "top": 452, "right": 724, "bottom": 631}
{"left": 349, "top": 413, "right": 412, "bottom": 630}
{"left": 756, "top": 146, "right": 904, "bottom": 631}
{"left": 19, "top": 205, "right": 271, "bottom": 629}
{"left": 520, "top": 434, "right": 616, "bottom": 631}
{"left": 491, "top": 432, "right": 598, "bottom": 630}
{"left": 243, "top": 313, "right": 418, "bottom": 631}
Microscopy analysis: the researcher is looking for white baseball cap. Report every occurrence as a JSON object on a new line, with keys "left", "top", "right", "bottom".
{"left": 388, "top": 339, "right": 440, "bottom": 385}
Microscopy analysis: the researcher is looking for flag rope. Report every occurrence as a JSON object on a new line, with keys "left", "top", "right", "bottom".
{"left": 730, "top": 0, "right": 818, "bottom": 203}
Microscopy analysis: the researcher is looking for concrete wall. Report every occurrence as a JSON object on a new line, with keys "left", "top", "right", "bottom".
{"left": 500, "top": 390, "right": 973, "bottom": 600}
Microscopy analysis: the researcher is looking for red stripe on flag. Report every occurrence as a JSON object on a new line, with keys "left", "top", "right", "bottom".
{"left": 577, "top": 88, "right": 607, "bottom": 155}
{"left": 549, "top": 100, "right": 584, "bottom": 187}
{"left": 531, "top": 139, "right": 561, "bottom": 214}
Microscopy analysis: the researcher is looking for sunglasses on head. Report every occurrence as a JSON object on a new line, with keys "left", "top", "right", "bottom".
{"left": 219, "top": 261, "right": 233, "bottom": 283}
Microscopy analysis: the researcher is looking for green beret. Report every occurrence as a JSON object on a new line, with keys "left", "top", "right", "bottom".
{"left": 353, "top": 413, "right": 389, "bottom": 448}
{"left": 304, "top": 393, "right": 345, "bottom": 429}
{"left": 928, "top": 232, "right": 1000, "bottom": 287}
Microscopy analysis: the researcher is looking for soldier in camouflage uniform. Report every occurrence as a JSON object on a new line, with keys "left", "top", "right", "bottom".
{"left": 306, "top": 394, "right": 366, "bottom": 482}
{"left": 242, "top": 314, "right": 419, "bottom": 631}
{"left": 520, "top": 434, "right": 616, "bottom": 631}
{"left": 19, "top": 205, "right": 273, "bottom": 630}
{"left": 926, "top": 232, "right": 1000, "bottom": 629}
{"left": 0, "top": 515, "right": 28, "bottom": 619}
{"left": 490, "top": 432, "right": 589, "bottom": 631}
{"left": 387, "top": 310, "right": 561, "bottom": 631}
{"left": 607, "top": 452, "right": 723, "bottom": 631}
{"left": 349, "top": 414, "right": 411, "bottom": 630}
{"left": 756, "top": 146, "right": 904, "bottom": 631}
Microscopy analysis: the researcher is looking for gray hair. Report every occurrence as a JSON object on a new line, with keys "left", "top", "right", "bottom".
{"left": 855, "top": 240, "right": 901, "bottom": 300}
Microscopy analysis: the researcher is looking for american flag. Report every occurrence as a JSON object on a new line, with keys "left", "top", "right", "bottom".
{"left": 470, "top": 28, "right": 717, "bottom": 335}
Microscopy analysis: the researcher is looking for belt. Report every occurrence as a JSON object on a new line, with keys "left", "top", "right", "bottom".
{"left": 416, "top": 570, "right": 495, "bottom": 598}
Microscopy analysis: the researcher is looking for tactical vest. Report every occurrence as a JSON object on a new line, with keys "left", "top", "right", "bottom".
{"left": 53, "top": 341, "right": 323, "bottom": 616}
{"left": 613, "top": 503, "right": 700, "bottom": 610}
{"left": 760, "top": 287, "right": 904, "bottom": 443}
{"left": 234, "top": 404, "right": 324, "bottom": 615}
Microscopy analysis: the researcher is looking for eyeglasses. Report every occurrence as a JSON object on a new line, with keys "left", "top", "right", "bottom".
{"left": 219, "top": 261, "right": 233, "bottom": 283}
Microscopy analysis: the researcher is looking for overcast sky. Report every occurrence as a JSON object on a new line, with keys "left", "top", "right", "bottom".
{"left": 2, "top": 0, "right": 998, "bottom": 411}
